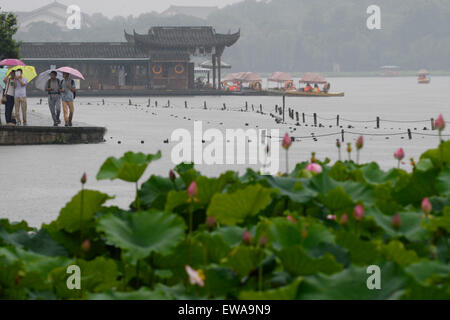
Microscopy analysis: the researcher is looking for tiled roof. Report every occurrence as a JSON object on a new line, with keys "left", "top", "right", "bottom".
{"left": 20, "top": 42, "right": 149, "bottom": 59}
{"left": 125, "top": 27, "right": 240, "bottom": 49}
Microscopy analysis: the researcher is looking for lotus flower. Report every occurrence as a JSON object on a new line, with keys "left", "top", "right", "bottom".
{"left": 392, "top": 213, "right": 401, "bottom": 229}
{"left": 282, "top": 133, "right": 292, "bottom": 150}
{"left": 187, "top": 181, "right": 198, "bottom": 198}
{"left": 306, "top": 163, "right": 323, "bottom": 174}
{"left": 356, "top": 136, "right": 364, "bottom": 150}
{"left": 287, "top": 216, "right": 297, "bottom": 223}
{"left": 327, "top": 214, "right": 337, "bottom": 221}
{"left": 206, "top": 216, "right": 216, "bottom": 229}
{"left": 242, "top": 230, "right": 252, "bottom": 245}
{"left": 81, "top": 173, "right": 87, "bottom": 185}
{"left": 421, "top": 198, "right": 432, "bottom": 215}
{"left": 169, "top": 170, "right": 176, "bottom": 182}
{"left": 185, "top": 265, "right": 205, "bottom": 287}
{"left": 81, "top": 239, "right": 91, "bottom": 252}
{"left": 435, "top": 114, "right": 445, "bottom": 131}
{"left": 394, "top": 148, "right": 405, "bottom": 168}
{"left": 259, "top": 236, "right": 267, "bottom": 248}
{"left": 340, "top": 213, "right": 349, "bottom": 225}
{"left": 353, "top": 204, "right": 365, "bottom": 221}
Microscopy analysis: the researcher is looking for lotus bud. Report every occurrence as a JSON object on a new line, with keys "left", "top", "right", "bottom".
{"left": 336, "top": 139, "right": 341, "bottom": 149}
{"left": 421, "top": 198, "right": 432, "bottom": 215}
{"left": 392, "top": 213, "right": 401, "bottom": 229}
{"left": 327, "top": 214, "right": 337, "bottom": 221}
{"left": 282, "top": 133, "right": 292, "bottom": 150}
{"left": 287, "top": 215, "right": 297, "bottom": 224}
{"left": 347, "top": 143, "right": 352, "bottom": 153}
{"left": 311, "top": 152, "right": 317, "bottom": 163}
{"left": 394, "top": 148, "right": 405, "bottom": 161}
{"left": 259, "top": 236, "right": 267, "bottom": 248}
{"left": 340, "top": 213, "right": 349, "bottom": 225}
{"left": 242, "top": 230, "right": 252, "bottom": 245}
{"left": 306, "top": 163, "right": 323, "bottom": 174}
{"left": 206, "top": 216, "right": 216, "bottom": 229}
{"left": 187, "top": 181, "right": 198, "bottom": 198}
{"left": 435, "top": 114, "right": 445, "bottom": 131}
{"left": 169, "top": 170, "right": 176, "bottom": 182}
{"left": 353, "top": 204, "right": 365, "bottom": 221}
{"left": 81, "top": 173, "right": 87, "bottom": 185}
{"left": 81, "top": 239, "right": 91, "bottom": 252}
{"left": 356, "top": 136, "right": 364, "bottom": 150}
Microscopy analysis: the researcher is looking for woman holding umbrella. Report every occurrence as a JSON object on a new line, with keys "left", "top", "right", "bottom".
{"left": 2, "top": 70, "right": 16, "bottom": 126}
{"left": 60, "top": 72, "right": 76, "bottom": 127}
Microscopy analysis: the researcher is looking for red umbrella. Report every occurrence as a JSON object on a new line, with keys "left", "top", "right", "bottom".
{"left": 56, "top": 66, "right": 85, "bottom": 80}
{"left": 0, "top": 59, "right": 26, "bottom": 67}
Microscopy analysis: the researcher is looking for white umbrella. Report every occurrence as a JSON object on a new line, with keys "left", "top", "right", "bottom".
{"left": 35, "top": 70, "right": 64, "bottom": 92}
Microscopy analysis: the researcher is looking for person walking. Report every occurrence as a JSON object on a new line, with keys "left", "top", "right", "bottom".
{"left": 13, "top": 69, "right": 28, "bottom": 126}
{"left": 2, "top": 70, "right": 16, "bottom": 126}
{"left": 46, "top": 71, "right": 62, "bottom": 126}
{"left": 60, "top": 72, "right": 76, "bottom": 127}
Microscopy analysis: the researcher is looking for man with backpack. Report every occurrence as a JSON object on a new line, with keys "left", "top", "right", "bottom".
{"left": 46, "top": 71, "right": 62, "bottom": 126}
{"left": 60, "top": 72, "right": 76, "bottom": 127}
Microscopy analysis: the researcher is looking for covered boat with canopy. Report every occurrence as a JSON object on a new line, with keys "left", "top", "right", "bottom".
{"left": 222, "top": 72, "right": 262, "bottom": 91}
{"left": 268, "top": 72, "right": 294, "bottom": 90}
{"left": 417, "top": 69, "right": 430, "bottom": 84}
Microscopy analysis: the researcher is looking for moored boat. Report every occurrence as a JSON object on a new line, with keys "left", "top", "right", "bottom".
{"left": 266, "top": 90, "right": 344, "bottom": 97}
{"left": 417, "top": 69, "right": 431, "bottom": 84}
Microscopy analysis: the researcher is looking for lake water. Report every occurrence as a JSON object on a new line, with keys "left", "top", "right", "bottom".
{"left": 1, "top": 77, "right": 449, "bottom": 227}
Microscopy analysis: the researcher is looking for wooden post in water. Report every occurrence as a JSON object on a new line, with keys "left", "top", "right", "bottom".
{"left": 275, "top": 105, "right": 278, "bottom": 113}
{"left": 252, "top": 104, "right": 254, "bottom": 112}
{"left": 204, "top": 101, "right": 207, "bottom": 110}
{"left": 129, "top": 99, "right": 132, "bottom": 106}
{"left": 155, "top": 101, "right": 158, "bottom": 108}
{"left": 168, "top": 100, "right": 170, "bottom": 108}
{"left": 260, "top": 104, "right": 263, "bottom": 113}
{"left": 431, "top": 118, "right": 435, "bottom": 130}
{"left": 245, "top": 101, "right": 248, "bottom": 112}
{"left": 185, "top": 101, "right": 188, "bottom": 109}
{"left": 224, "top": 103, "right": 227, "bottom": 111}
{"left": 103, "top": 99, "right": 105, "bottom": 105}
{"left": 341, "top": 129, "right": 345, "bottom": 143}
{"left": 302, "top": 113, "right": 305, "bottom": 123}
{"left": 337, "top": 115, "right": 340, "bottom": 127}
{"left": 147, "top": 98, "right": 150, "bottom": 107}
{"left": 282, "top": 95, "right": 286, "bottom": 123}
{"left": 408, "top": 129, "right": 412, "bottom": 140}
{"left": 376, "top": 117, "right": 380, "bottom": 129}
{"left": 296, "top": 112, "right": 300, "bottom": 123}
{"left": 314, "top": 113, "right": 317, "bottom": 126}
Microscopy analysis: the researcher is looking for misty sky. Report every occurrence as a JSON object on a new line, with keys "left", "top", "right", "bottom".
{"left": 2, "top": 0, "right": 244, "bottom": 17}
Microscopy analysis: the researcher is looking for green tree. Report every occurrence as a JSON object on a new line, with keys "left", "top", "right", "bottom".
{"left": 0, "top": 8, "right": 20, "bottom": 60}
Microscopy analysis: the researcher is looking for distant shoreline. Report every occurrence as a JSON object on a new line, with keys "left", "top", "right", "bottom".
{"left": 230, "top": 71, "right": 450, "bottom": 78}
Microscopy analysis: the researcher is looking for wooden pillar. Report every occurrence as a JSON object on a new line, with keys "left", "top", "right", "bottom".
{"left": 212, "top": 53, "right": 217, "bottom": 90}
{"left": 218, "top": 55, "right": 222, "bottom": 90}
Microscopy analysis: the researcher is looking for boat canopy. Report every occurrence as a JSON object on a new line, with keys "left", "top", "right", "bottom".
{"left": 223, "top": 72, "right": 262, "bottom": 83}
{"left": 418, "top": 69, "right": 430, "bottom": 75}
{"left": 299, "top": 72, "right": 327, "bottom": 84}
{"left": 268, "top": 72, "right": 293, "bottom": 82}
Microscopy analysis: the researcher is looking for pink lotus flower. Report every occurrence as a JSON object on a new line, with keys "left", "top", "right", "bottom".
{"left": 392, "top": 213, "right": 401, "bottom": 229}
{"left": 353, "top": 204, "right": 365, "bottom": 221}
{"left": 394, "top": 148, "right": 405, "bottom": 161}
{"left": 187, "top": 181, "right": 198, "bottom": 198}
{"left": 81, "top": 239, "right": 91, "bottom": 252}
{"left": 169, "top": 170, "right": 176, "bottom": 182}
{"left": 340, "top": 213, "right": 349, "bottom": 225}
{"left": 242, "top": 230, "right": 252, "bottom": 245}
{"left": 327, "top": 215, "right": 337, "bottom": 221}
{"left": 185, "top": 265, "right": 205, "bottom": 287}
{"left": 421, "top": 198, "right": 432, "bottom": 214}
{"left": 435, "top": 114, "right": 446, "bottom": 131}
{"left": 306, "top": 163, "right": 323, "bottom": 174}
{"left": 356, "top": 136, "right": 364, "bottom": 150}
{"left": 206, "top": 216, "right": 216, "bottom": 229}
{"left": 81, "top": 173, "right": 87, "bottom": 185}
{"left": 287, "top": 216, "right": 297, "bottom": 224}
{"left": 282, "top": 133, "right": 292, "bottom": 150}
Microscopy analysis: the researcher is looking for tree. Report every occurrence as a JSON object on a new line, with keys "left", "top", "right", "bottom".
{"left": 0, "top": 8, "right": 20, "bottom": 60}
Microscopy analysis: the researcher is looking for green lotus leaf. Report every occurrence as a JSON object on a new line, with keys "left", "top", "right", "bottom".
{"left": 392, "top": 167, "right": 440, "bottom": 205}
{"left": 366, "top": 207, "right": 428, "bottom": 241}
{"left": 298, "top": 217, "right": 336, "bottom": 250}
{"left": 259, "top": 218, "right": 303, "bottom": 251}
{"left": 436, "top": 165, "right": 450, "bottom": 196}
{"left": 420, "top": 140, "right": 450, "bottom": 168}
{"left": 97, "top": 211, "right": 186, "bottom": 264}
{"left": 56, "top": 190, "right": 112, "bottom": 233}
{"left": 425, "top": 208, "right": 450, "bottom": 232}
{"left": 207, "top": 184, "right": 274, "bottom": 225}
{"left": 97, "top": 151, "right": 162, "bottom": 183}
{"left": 226, "top": 246, "right": 261, "bottom": 277}
{"left": 239, "top": 277, "right": 302, "bottom": 300}
{"left": 382, "top": 240, "right": 420, "bottom": 266}
{"left": 0, "top": 219, "right": 33, "bottom": 233}
{"left": 212, "top": 226, "right": 247, "bottom": 247}
{"left": 360, "top": 162, "right": 403, "bottom": 185}
{"left": 278, "top": 245, "right": 343, "bottom": 276}
{"left": 416, "top": 158, "right": 434, "bottom": 172}
{"left": 165, "top": 190, "right": 189, "bottom": 212}
{"left": 195, "top": 233, "right": 231, "bottom": 264}
{"left": 297, "top": 263, "right": 407, "bottom": 300}
{"left": 88, "top": 287, "right": 172, "bottom": 300}
{"left": 401, "top": 282, "right": 450, "bottom": 300}
{"left": 318, "top": 187, "right": 354, "bottom": 211}
{"left": 205, "top": 266, "right": 240, "bottom": 298}
{"left": 139, "top": 175, "right": 177, "bottom": 209}
{"left": 405, "top": 260, "right": 450, "bottom": 283}
{"left": 335, "top": 231, "right": 380, "bottom": 266}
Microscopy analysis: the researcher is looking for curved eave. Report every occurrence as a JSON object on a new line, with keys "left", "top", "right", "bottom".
{"left": 124, "top": 30, "right": 135, "bottom": 43}
{"left": 217, "top": 30, "right": 240, "bottom": 47}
